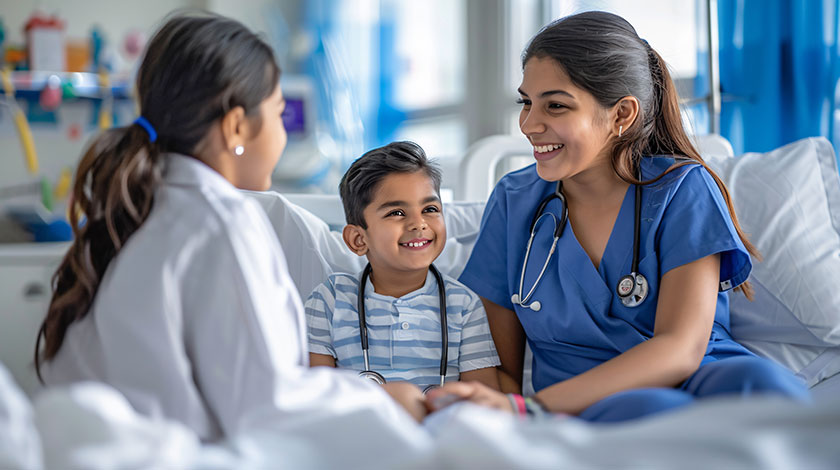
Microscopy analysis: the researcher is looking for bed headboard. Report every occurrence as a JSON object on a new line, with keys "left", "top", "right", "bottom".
{"left": 455, "top": 134, "right": 735, "bottom": 201}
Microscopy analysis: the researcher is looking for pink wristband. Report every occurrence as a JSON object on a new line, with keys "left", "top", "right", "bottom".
{"left": 512, "top": 393, "right": 527, "bottom": 416}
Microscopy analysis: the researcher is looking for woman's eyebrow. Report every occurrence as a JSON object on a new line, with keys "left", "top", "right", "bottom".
{"left": 518, "top": 87, "right": 574, "bottom": 99}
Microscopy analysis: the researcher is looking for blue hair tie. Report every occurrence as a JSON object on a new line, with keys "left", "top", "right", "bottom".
{"left": 134, "top": 116, "right": 158, "bottom": 143}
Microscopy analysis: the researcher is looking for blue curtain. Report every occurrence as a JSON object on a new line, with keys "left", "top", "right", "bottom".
{"left": 714, "top": 0, "right": 840, "bottom": 155}
{"left": 304, "top": 1, "right": 404, "bottom": 158}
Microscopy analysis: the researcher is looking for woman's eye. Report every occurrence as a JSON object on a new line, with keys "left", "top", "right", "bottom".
{"left": 516, "top": 98, "right": 531, "bottom": 106}
{"left": 548, "top": 103, "right": 567, "bottom": 110}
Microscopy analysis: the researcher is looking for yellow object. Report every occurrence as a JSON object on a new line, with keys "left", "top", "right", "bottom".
{"left": 54, "top": 167, "right": 72, "bottom": 200}
{"left": 98, "top": 69, "right": 112, "bottom": 129}
{"left": 1, "top": 68, "right": 39, "bottom": 174}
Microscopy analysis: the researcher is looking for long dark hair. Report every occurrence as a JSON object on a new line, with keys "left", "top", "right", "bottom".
{"left": 35, "top": 13, "right": 281, "bottom": 379}
{"left": 523, "top": 10, "right": 759, "bottom": 299}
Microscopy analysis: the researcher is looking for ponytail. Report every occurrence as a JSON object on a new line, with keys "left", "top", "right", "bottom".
{"left": 633, "top": 46, "right": 760, "bottom": 300}
{"left": 524, "top": 11, "right": 759, "bottom": 299}
{"left": 35, "top": 124, "right": 162, "bottom": 380}
{"left": 34, "top": 13, "right": 281, "bottom": 379}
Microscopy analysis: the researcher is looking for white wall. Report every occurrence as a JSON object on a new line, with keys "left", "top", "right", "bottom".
{"left": 0, "top": 0, "right": 295, "bottom": 196}
{"left": 2, "top": 0, "right": 202, "bottom": 50}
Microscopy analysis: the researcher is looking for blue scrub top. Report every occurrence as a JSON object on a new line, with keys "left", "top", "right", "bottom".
{"left": 459, "top": 157, "right": 755, "bottom": 392}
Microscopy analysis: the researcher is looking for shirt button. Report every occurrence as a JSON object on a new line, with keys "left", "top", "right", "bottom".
{"left": 401, "top": 322, "right": 410, "bottom": 330}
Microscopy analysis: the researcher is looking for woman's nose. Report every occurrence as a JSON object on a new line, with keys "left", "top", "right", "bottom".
{"left": 520, "top": 109, "right": 545, "bottom": 136}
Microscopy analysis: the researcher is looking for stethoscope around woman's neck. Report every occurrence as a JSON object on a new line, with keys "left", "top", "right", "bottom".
{"left": 357, "top": 263, "right": 448, "bottom": 394}
{"left": 511, "top": 170, "right": 649, "bottom": 311}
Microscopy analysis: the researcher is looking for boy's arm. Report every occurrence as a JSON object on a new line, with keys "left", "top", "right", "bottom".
{"left": 309, "top": 353, "right": 337, "bottom": 368}
{"left": 460, "top": 367, "right": 500, "bottom": 391}
{"left": 304, "top": 282, "right": 339, "bottom": 367}
{"left": 456, "top": 292, "right": 504, "bottom": 390}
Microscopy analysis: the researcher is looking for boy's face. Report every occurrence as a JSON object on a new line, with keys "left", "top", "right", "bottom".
{"left": 349, "top": 171, "right": 446, "bottom": 276}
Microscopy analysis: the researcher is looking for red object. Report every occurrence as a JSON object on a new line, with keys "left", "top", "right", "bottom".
{"left": 68, "top": 123, "right": 81, "bottom": 141}
{"left": 24, "top": 14, "right": 64, "bottom": 32}
{"left": 24, "top": 12, "right": 66, "bottom": 72}
{"left": 512, "top": 393, "right": 527, "bottom": 415}
{"left": 39, "top": 81, "right": 62, "bottom": 110}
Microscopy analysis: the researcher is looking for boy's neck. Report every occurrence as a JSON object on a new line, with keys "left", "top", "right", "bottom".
{"left": 368, "top": 265, "right": 430, "bottom": 298}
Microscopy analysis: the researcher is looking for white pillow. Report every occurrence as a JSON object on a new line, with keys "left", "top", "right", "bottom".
{"left": 0, "top": 363, "right": 41, "bottom": 469}
{"left": 705, "top": 137, "right": 840, "bottom": 386}
{"left": 244, "top": 191, "right": 485, "bottom": 301}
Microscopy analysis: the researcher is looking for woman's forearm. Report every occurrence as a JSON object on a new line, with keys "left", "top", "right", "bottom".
{"left": 534, "top": 333, "right": 703, "bottom": 414}
{"left": 498, "top": 369, "right": 522, "bottom": 394}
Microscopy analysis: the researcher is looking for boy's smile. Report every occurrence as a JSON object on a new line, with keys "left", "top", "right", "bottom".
{"left": 399, "top": 238, "right": 432, "bottom": 249}
{"left": 355, "top": 171, "right": 446, "bottom": 295}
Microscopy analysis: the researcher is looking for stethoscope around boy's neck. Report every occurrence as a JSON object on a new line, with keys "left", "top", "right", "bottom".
{"left": 357, "top": 263, "right": 448, "bottom": 394}
{"left": 511, "top": 170, "right": 649, "bottom": 311}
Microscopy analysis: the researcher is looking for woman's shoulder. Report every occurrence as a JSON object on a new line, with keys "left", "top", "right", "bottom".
{"left": 641, "top": 156, "right": 728, "bottom": 217}
{"left": 641, "top": 156, "right": 712, "bottom": 192}
{"left": 489, "top": 163, "right": 556, "bottom": 206}
{"left": 495, "top": 163, "right": 545, "bottom": 192}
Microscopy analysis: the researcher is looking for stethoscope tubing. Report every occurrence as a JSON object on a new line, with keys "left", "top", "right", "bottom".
{"left": 358, "top": 263, "right": 448, "bottom": 386}
{"left": 514, "top": 167, "right": 648, "bottom": 310}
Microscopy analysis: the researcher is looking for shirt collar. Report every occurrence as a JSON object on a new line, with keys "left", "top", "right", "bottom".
{"left": 163, "top": 153, "right": 241, "bottom": 198}
{"left": 360, "top": 267, "right": 439, "bottom": 301}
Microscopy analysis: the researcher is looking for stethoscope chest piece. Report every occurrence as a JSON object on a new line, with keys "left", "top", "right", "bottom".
{"left": 617, "top": 272, "right": 648, "bottom": 307}
{"left": 359, "top": 369, "right": 386, "bottom": 385}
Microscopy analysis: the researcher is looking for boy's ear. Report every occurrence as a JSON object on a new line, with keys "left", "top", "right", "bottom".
{"left": 342, "top": 224, "right": 368, "bottom": 256}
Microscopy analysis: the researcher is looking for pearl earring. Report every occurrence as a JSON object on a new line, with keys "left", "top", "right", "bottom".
{"left": 234, "top": 145, "right": 244, "bottom": 156}
{"left": 618, "top": 125, "right": 623, "bottom": 138}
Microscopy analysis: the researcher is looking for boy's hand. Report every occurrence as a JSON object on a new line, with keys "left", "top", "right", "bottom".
{"left": 425, "top": 381, "right": 513, "bottom": 413}
{"left": 382, "top": 382, "right": 428, "bottom": 422}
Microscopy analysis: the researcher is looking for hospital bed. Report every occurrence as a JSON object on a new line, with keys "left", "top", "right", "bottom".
{"left": 1, "top": 134, "right": 839, "bottom": 468}
{"left": 278, "top": 133, "right": 840, "bottom": 400}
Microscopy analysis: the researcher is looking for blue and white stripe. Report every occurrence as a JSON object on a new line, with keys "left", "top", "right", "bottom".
{"left": 305, "top": 268, "right": 500, "bottom": 387}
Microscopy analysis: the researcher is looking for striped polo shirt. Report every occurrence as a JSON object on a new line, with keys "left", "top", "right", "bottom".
{"left": 305, "top": 268, "right": 500, "bottom": 387}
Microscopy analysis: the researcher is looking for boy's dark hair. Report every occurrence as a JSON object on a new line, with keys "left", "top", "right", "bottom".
{"left": 339, "top": 141, "right": 441, "bottom": 229}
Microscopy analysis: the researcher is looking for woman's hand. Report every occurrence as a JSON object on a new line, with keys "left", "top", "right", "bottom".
{"left": 425, "top": 381, "right": 513, "bottom": 413}
{"left": 382, "top": 382, "right": 428, "bottom": 422}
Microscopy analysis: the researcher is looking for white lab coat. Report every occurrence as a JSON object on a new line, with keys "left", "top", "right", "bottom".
{"left": 45, "top": 154, "right": 404, "bottom": 441}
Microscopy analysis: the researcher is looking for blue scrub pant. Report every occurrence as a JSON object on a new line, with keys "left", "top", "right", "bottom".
{"left": 578, "top": 356, "right": 811, "bottom": 423}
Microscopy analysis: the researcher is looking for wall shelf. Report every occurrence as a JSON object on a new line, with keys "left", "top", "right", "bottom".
{"left": 0, "top": 71, "right": 133, "bottom": 100}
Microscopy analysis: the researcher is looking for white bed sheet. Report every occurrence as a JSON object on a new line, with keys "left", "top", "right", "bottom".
{"left": 811, "top": 372, "right": 840, "bottom": 403}
{"left": 4, "top": 371, "right": 839, "bottom": 469}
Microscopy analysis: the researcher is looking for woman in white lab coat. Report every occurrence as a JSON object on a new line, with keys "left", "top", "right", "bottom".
{"left": 34, "top": 14, "right": 424, "bottom": 441}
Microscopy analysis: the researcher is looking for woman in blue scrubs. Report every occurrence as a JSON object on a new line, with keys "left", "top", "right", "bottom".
{"left": 427, "top": 11, "right": 809, "bottom": 422}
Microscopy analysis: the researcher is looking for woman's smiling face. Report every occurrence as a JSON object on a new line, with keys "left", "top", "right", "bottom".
{"left": 518, "top": 56, "right": 615, "bottom": 183}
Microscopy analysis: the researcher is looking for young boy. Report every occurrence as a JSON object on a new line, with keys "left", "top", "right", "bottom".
{"left": 305, "top": 141, "right": 501, "bottom": 391}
